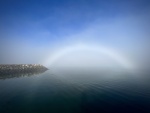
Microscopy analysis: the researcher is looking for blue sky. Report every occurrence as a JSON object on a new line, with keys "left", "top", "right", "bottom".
{"left": 0, "top": 0, "right": 149, "bottom": 44}
{"left": 0, "top": 0, "right": 150, "bottom": 70}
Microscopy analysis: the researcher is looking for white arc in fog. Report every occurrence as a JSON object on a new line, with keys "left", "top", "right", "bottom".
{"left": 44, "top": 44, "right": 134, "bottom": 70}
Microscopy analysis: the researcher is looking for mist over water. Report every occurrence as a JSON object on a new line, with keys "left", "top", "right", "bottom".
{"left": 0, "top": 66, "right": 150, "bottom": 113}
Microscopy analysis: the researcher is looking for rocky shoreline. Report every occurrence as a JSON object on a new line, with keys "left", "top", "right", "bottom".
{"left": 0, "top": 64, "right": 48, "bottom": 79}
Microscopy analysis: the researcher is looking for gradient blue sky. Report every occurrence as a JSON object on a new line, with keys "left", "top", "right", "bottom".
{"left": 0, "top": 0, "right": 150, "bottom": 70}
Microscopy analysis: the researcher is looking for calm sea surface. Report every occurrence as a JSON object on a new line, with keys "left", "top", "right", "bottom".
{"left": 0, "top": 68, "right": 150, "bottom": 113}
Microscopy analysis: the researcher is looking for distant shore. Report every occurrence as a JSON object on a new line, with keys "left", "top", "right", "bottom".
{"left": 0, "top": 64, "right": 48, "bottom": 79}
{"left": 0, "top": 64, "right": 48, "bottom": 71}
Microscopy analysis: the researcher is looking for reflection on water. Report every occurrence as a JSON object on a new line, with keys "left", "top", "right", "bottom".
{"left": 0, "top": 68, "right": 150, "bottom": 113}
{"left": 0, "top": 69, "right": 48, "bottom": 79}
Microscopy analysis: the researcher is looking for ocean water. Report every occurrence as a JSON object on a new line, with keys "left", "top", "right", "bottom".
{"left": 0, "top": 68, "right": 150, "bottom": 113}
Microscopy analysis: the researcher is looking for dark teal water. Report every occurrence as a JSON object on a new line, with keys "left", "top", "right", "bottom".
{"left": 0, "top": 69, "right": 150, "bottom": 113}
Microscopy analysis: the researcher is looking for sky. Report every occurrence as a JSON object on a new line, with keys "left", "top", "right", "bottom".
{"left": 0, "top": 0, "right": 150, "bottom": 71}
